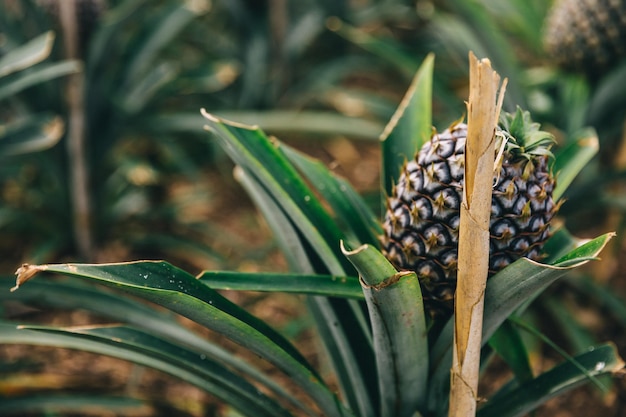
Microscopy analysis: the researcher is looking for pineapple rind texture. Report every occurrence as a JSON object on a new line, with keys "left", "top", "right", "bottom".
{"left": 544, "top": 0, "right": 626, "bottom": 74}
{"left": 381, "top": 116, "right": 558, "bottom": 316}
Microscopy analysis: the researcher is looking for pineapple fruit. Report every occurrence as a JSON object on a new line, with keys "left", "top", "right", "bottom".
{"left": 544, "top": 0, "right": 626, "bottom": 76}
{"left": 381, "top": 109, "right": 559, "bottom": 317}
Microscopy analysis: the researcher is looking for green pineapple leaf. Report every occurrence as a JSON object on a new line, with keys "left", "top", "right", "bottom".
{"left": 427, "top": 232, "right": 615, "bottom": 415}
{"left": 202, "top": 111, "right": 348, "bottom": 274}
{"left": 499, "top": 107, "right": 555, "bottom": 152}
{"left": 1, "top": 276, "right": 312, "bottom": 414}
{"left": 0, "top": 60, "right": 81, "bottom": 102}
{"left": 282, "top": 144, "right": 382, "bottom": 246}
{"left": 327, "top": 19, "right": 422, "bottom": 79}
{"left": 477, "top": 343, "right": 624, "bottom": 417}
{"left": 119, "top": 2, "right": 207, "bottom": 93}
{"left": 9, "top": 261, "right": 351, "bottom": 417}
{"left": 202, "top": 112, "right": 379, "bottom": 415}
{"left": 380, "top": 54, "right": 434, "bottom": 195}
{"left": 342, "top": 242, "right": 429, "bottom": 416}
{"left": 553, "top": 128, "right": 599, "bottom": 200}
{"left": 0, "top": 393, "right": 147, "bottom": 416}
{"left": 2, "top": 323, "right": 298, "bottom": 417}
{"left": 488, "top": 320, "right": 534, "bottom": 384}
{"left": 0, "top": 114, "right": 64, "bottom": 157}
{"left": 0, "top": 31, "right": 55, "bottom": 77}
{"left": 198, "top": 271, "right": 362, "bottom": 299}
{"left": 233, "top": 167, "right": 377, "bottom": 416}
{"left": 150, "top": 111, "right": 384, "bottom": 140}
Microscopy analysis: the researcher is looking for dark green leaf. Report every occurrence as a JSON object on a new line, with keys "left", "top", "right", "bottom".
{"left": 233, "top": 167, "right": 316, "bottom": 272}
{"left": 0, "top": 61, "right": 81, "bottom": 101}
{"left": 150, "top": 111, "right": 384, "bottom": 139}
{"left": 199, "top": 271, "right": 362, "bottom": 299}
{"left": 202, "top": 111, "right": 348, "bottom": 275}
{"left": 11, "top": 262, "right": 350, "bottom": 417}
{"left": 233, "top": 168, "right": 376, "bottom": 417}
{"left": 121, "top": 2, "right": 206, "bottom": 89}
{"left": 489, "top": 320, "right": 533, "bottom": 384}
{"left": 120, "top": 62, "right": 178, "bottom": 114}
{"left": 542, "top": 297, "right": 597, "bottom": 354}
{"left": 1, "top": 276, "right": 312, "bottom": 415}
{"left": 571, "top": 277, "right": 626, "bottom": 328}
{"left": 87, "top": 0, "right": 149, "bottom": 76}
{"left": 0, "top": 394, "right": 147, "bottom": 416}
{"left": 343, "top": 243, "right": 428, "bottom": 417}
{"left": 4, "top": 324, "right": 295, "bottom": 417}
{"left": 306, "top": 297, "right": 377, "bottom": 417}
{"left": 553, "top": 129, "right": 599, "bottom": 201}
{"left": 427, "top": 232, "right": 615, "bottom": 415}
{"left": 327, "top": 19, "right": 420, "bottom": 78}
{"left": 433, "top": 0, "right": 525, "bottom": 109}
{"left": 282, "top": 144, "right": 382, "bottom": 246}
{"left": 203, "top": 114, "right": 377, "bottom": 414}
{"left": 478, "top": 344, "right": 624, "bottom": 417}
{"left": 0, "top": 114, "right": 64, "bottom": 156}
{"left": 380, "top": 54, "right": 434, "bottom": 195}
{"left": 0, "top": 31, "right": 55, "bottom": 77}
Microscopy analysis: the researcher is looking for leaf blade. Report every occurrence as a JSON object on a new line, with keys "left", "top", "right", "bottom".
{"left": 198, "top": 271, "right": 363, "bottom": 299}
{"left": 12, "top": 262, "right": 350, "bottom": 417}
{"left": 427, "top": 232, "right": 615, "bottom": 415}
{"left": 3, "top": 323, "right": 295, "bottom": 417}
{"left": 343, "top": 243, "right": 429, "bottom": 417}
{"left": 477, "top": 343, "right": 624, "bottom": 417}
{"left": 380, "top": 54, "right": 434, "bottom": 195}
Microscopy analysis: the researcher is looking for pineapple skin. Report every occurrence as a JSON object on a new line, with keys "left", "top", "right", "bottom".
{"left": 544, "top": 0, "right": 626, "bottom": 75}
{"left": 381, "top": 121, "right": 558, "bottom": 316}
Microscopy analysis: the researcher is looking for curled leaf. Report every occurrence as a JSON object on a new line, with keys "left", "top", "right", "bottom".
{"left": 11, "top": 264, "right": 49, "bottom": 292}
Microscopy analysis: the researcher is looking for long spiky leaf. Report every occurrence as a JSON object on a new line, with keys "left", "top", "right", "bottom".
{"left": 11, "top": 262, "right": 351, "bottom": 417}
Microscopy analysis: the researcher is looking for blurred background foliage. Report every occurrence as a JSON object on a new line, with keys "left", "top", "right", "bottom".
{"left": 2, "top": 0, "right": 626, "bottom": 415}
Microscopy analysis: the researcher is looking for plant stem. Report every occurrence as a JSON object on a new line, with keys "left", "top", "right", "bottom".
{"left": 448, "top": 52, "right": 505, "bottom": 417}
{"left": 59, "top": 0, "right": 94, "bottom": 260}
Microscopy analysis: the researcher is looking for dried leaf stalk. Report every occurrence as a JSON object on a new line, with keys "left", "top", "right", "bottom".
{"left": 448, "top": 52, "right": 506, "bottom": 417}
{"left": 60, "top": 0, "right": 93, "bottom": 260}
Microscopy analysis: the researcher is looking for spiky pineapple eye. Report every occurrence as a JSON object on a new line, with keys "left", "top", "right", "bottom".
{"left": 439, "top": 250, "right": 458, "bottom": 270}
{"left": 511, "top": 236, "right": 531, "bottom": 252}
{"left": 434, "top": 188, "right": 461, "bottom": 208}
{"left": 491, "top": 219, "right": 517, "bottom": 240}
{"left": 411, "top": 197, "right": 433, "bottom": 222}
{"left": 389, "top": 200, "right": 411, "bottom": 230}
{"left": 416, "top": 261, "right": 444, "bottom": 282}
{"left": 424, "top": 162, "right": 452, "bottom": 187}
{"left": 529, "top": 216, "right": 547, "bottom": 233}
{"left": 403, "top": 235, "right": 426, "bottom": 256}
{"left": 422, "top": 224, "right": 450, "bottom": 250}
{"left": 428, "top": 137, "right": 456, "bottom": 159}
{"left": 407, "top": 164, "right": 423, "bottom": 190}
{"left": 490, "top": 254, "right": 512, "bottom": 271}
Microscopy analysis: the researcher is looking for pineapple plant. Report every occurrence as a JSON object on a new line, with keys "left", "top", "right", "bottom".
{"left": 544, "top": 0, "right": 626, "bottom": 76}
{"left": 382, "top": 109, "right": 559, "bottom": 316}
{"left": 1, "top": 55, "right": 623, "bottom": 417}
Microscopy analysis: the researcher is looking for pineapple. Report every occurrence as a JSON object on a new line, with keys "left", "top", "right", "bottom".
{"left": 544, "top": 0, "right": 626, "bottom": 76}
{"left": 381, "top": 108, "right": 559, "bottom": 317}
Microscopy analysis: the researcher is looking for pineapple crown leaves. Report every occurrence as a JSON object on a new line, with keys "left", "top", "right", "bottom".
{"left": 498, "top": 107, "right": 556, "bottom": 160}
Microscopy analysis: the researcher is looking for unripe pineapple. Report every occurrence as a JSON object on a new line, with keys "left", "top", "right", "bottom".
{"left": 381, "top": 109, "right": 559, "bottom": 317}
{"left": 544, "top": 0, "right": 626, "bottom": 75}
